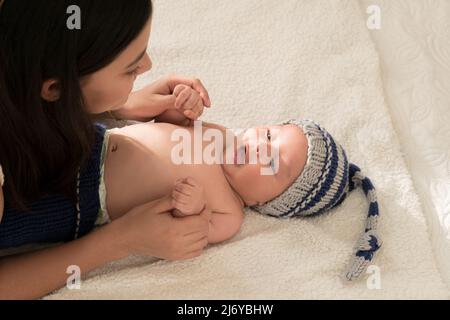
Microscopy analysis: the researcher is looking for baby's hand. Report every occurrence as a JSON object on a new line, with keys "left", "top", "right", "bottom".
{"left": 173, "top": 84, "right": 206, "bottom": 121}
{"left": 171, "top": 177, "right": 206, "bottom": 217}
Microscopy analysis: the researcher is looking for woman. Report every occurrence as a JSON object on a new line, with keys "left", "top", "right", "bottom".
{"left": 0, "top": 0, "right": 212, "bottom": 299}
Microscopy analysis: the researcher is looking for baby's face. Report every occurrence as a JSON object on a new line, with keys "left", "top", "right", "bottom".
{"left": 222, "top": 124, "right": 308, "bottom": 206}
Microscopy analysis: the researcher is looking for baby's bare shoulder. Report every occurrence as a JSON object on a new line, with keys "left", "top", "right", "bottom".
{"left": 197, "top": 168, "right": 243, "bottom": 213}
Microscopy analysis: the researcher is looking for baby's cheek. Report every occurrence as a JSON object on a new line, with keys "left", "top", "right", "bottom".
{"left": 241, "top": 165, "right": 265, "bottom": 186}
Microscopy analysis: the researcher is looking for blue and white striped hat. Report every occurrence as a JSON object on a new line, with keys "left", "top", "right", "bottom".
{"left": 252, "top": 119, "right": 382, "bottom": 281}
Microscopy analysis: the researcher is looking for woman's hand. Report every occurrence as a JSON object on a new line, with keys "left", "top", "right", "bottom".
{"left": 114, "top": 195, "right": 211, "bottom": 261}
{"left": 114, "top": 74, "right": 212, "bottom": 123}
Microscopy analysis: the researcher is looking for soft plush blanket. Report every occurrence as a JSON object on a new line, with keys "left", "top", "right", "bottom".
{"left": 46, "top": 0, "right": 449, "bottom": 299}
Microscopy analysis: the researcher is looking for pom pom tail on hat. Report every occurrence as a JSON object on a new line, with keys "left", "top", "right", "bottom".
{"left": 343, "top": 163, "right": 382, "bottom": 281}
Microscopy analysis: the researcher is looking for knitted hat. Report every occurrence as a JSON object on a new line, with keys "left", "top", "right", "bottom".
{"left": 252, "top": 119, "right": 381, "bottom": 281}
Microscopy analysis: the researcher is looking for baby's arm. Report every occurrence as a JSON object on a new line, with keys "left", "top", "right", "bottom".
{"left": 206, "top": 207, "right": 244, "bottom": 244}
{"left": 171, "top": 177, "right": 243, "bottom": 244}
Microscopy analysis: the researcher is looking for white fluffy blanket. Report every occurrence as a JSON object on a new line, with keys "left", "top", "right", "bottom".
{"left": 46, "top": 0, "right": 449, "bottom": 299}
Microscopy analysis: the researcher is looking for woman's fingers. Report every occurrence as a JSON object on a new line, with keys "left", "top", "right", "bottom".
{"left": 181, "top": 250, "right": 203, "bottom": 260}
{"left": 185, "top": 236, "right": 208, "bottom": 252}
{"left": 177, "top": 214, "right": 210, "bottom": 235}
{"left": 183, "top": 229, "right": 207, "bottom": 238}
{"left": 183, "top": 110, "right": 197, "bottom": 119}
{"left": 145, "top": 194, "right": 174, "bottom": 214}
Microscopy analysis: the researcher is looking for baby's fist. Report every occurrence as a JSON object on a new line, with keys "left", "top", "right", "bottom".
{"left": 171, "top": 177, "right": 206, "bottom": 216}
{"left": 172, "top": 84, "right": 205, "bottom": 121}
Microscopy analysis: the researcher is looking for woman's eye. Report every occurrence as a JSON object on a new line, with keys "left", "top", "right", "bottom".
{"left": 127, "top": 67, "right": 140, "bottom": 76}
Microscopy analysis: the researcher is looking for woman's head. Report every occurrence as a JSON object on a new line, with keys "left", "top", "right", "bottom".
{"left": 78, "top": 9, "right": 153, "bottom": 114}
{"left": 0, "top": 0, "right": 153, "bottom": 210}
{"left": 222, "top": 124, "right": 308, "bottom": 206}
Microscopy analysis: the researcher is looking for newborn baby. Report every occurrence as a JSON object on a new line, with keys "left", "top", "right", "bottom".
{"left": 101, "top": 120, "right": 307, "bottom": 243}
{"left": 101, "top": 118, "right": 381, "bottom": 281}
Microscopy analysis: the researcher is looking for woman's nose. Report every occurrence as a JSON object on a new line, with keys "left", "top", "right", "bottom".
{"left": 140, "top": 54, "right": 152, "bottom": 73}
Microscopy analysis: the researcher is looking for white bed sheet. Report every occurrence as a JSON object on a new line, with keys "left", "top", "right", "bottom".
{"left": 43, "top": 0, "right": 449, "bottom": 299}
{"left": 359, "top": 0, "right": 450, "bottom": 288}
{"left": 1, "top": 0, "right": 448, "bottom": 299}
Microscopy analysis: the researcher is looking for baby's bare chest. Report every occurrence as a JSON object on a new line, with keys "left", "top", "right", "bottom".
{"left": 104, "top": 123, "right": 241, "bottom": 218}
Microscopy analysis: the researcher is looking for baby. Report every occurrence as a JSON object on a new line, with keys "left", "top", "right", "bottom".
{"left": 100, "top": 118, "right": 381, "bottom": 281}
{"left": 0, "top": 87, "right": 381, "bottom": 281}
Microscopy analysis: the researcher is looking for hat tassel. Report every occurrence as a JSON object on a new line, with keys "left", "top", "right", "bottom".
{"left": 343, "top": 163, "right": 382, "bottom": 281}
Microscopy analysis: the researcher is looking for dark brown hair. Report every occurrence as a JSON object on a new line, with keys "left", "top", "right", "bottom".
{"left": 0, "top": 0, "right": 153, "bottom": 210}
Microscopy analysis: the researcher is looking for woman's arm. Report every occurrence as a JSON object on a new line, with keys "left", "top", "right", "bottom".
{"left": 0, "top": 194, "right": 210, "bottom": 299}
{"left": 112, "top": 86, "right": 175, "bottom": 122}
{"left": 0, "top": 221, "right": 126, "bottom": 300}
{"left": 113, "top": 76, "right": 210, "bottom": 124}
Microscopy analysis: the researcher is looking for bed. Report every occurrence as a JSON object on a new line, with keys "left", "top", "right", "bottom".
{"left": 40, "top": 0, "right": 449, "bottom": 299}
{"left": 360, "top": 0, "right": 450, "bottom": 290}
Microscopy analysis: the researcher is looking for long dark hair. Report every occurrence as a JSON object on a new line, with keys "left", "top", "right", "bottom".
{"left": 0, "top": 0, "right": 153, "bottom": 211}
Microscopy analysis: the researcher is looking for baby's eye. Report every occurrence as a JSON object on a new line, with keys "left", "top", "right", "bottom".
{"left": 270, "top": 158, "right": 276, "bottom": 172}
{"left": 266, "top": 129, "right": 271, "bottom": 141}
